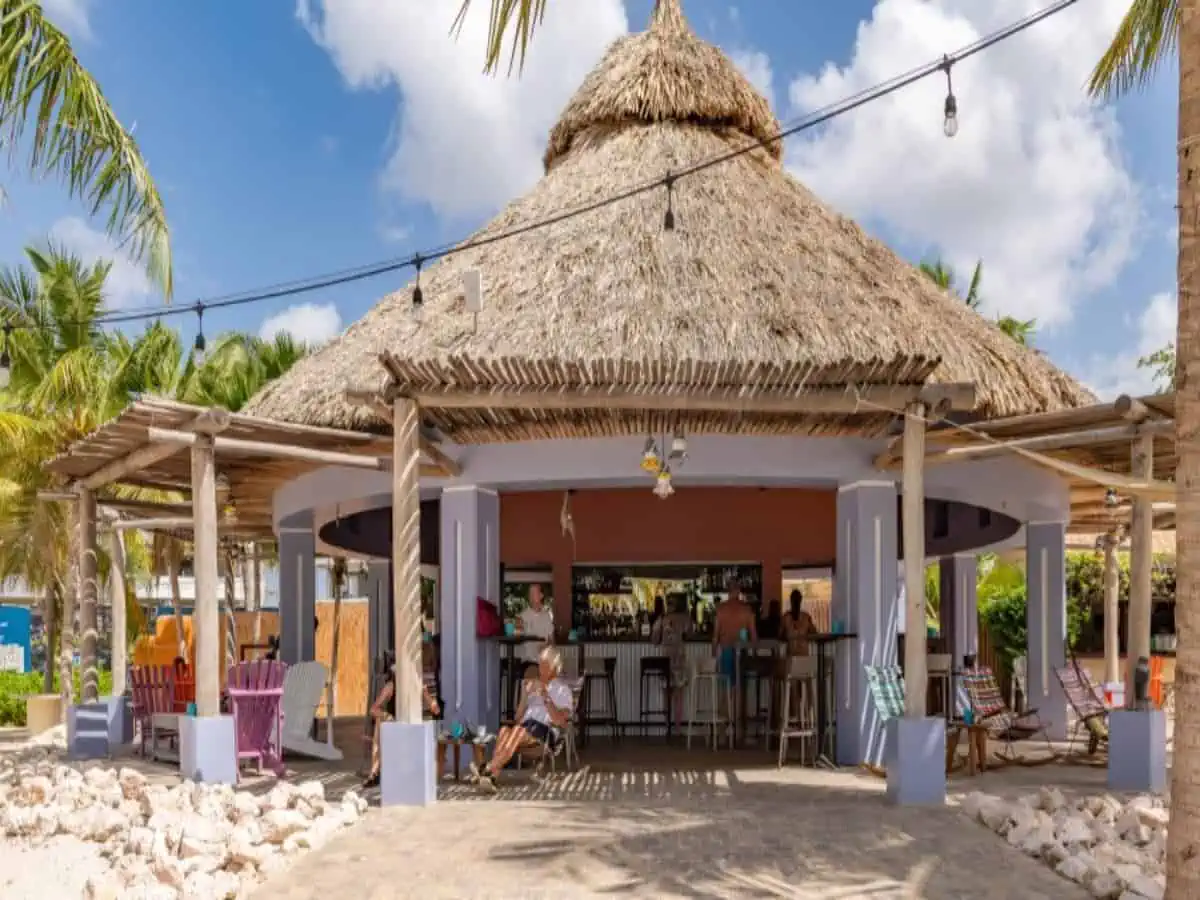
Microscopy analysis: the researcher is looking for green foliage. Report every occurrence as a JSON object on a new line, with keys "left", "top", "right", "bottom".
{"left": 0, "top": 669, "right": 113, "bottom": 726}
{"left": 917, "top": 258, "right": 1036, "bottom": 345}
{"left": 1137, "top": 343, "right": 1176, "bottom": 392}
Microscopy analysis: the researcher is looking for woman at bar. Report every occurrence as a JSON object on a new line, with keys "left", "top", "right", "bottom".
{"left": 362, "top": 649, "right": 441, "bottom": 789}
{"left": 651, "top": 592, "right": 692, "bottom": 733}
{"left": 782, "top": 589, "right": 817, "bottom": 657}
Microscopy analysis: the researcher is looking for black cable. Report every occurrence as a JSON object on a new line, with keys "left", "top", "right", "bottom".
{"left": 1, "top": 0, "right": 1081, "bottom": 335}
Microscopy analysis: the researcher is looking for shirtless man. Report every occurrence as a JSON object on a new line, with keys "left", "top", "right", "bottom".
{"left": 713, "top": 578, "right": 756, "bottom": 686}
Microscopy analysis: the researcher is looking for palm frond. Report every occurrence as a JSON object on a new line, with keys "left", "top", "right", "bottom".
{"left": 0, "top": 1, "right": 172, "bottom": 295}
{"left": 452, "top": 0, "right": 550, "bottom": 75}
{"left": 1088, "top": 0, "right": 1178, "bottom": 99}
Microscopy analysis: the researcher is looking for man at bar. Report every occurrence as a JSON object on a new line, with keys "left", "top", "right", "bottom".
{"left": 714, "top": 578, "right": 756, "bottom": 685}
{"left": 519, "top": 584, "right": 555, "bottom": 663}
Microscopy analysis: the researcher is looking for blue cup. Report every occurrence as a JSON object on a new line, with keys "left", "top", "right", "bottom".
{"left": 831, "top": 620, "right": 844, "bottom": 635}
{"left": 504, "top": 621, "right": 515, "bottom": 637}
{"left": 186, "top": 702, "right": 197, "bottom": 717}
{"left": 422, "top": 631, "right": 433, "bottom": 644}
{"left": 568, "top": 629, "right": 578, "bottom": 642}
{"left": 963, "top": 709, "right": 975, "bottom": 725}
{"left": 926, "top": 626, "right": 937, "bottom": 638}
{"left": 738, "top": 628, "right": 749, "bottom": 642}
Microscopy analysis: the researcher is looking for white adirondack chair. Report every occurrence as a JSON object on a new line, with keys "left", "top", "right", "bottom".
{"left": 280, "top": 661, "right": 343, "bottom": 761}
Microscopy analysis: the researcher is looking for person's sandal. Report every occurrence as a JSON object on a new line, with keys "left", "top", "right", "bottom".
{"left": 362, "top": 773, "right": 380, "bottom": 789}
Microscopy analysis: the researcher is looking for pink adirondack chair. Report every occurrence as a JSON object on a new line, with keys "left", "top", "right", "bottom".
{"left": 226, "top": 660, "right": 287, "bottom": 777}
{"left": 129, "top": 665, "right": 176, "bottom": 757}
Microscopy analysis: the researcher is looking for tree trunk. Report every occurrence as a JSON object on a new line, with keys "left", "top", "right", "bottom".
{"left": 250, "top": 546, "right": 264, "bottom": 645}
{"left": 41, "top": 586, "right": 58, "bottom": 694}
{"left": 167, "top": 543, "right": 186, "bottom": 659}
{"left": 58, "top": 527, "right": 79, "bottom": 722}
{"left": 1169, "top": 2, "right": 1200, "bottom": 892}
{"left": 329, "top": 557, "right": 346, "bottom": 723}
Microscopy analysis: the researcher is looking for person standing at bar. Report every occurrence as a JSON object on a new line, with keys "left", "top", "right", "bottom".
{"left": 713, "top": 578, "right": 755, "bottom": 683}
{"left": 519, "top": 584, "right": 555, "bottom": 664}
{"left": 782, "top": 588, "right": 817, "bottom": 657}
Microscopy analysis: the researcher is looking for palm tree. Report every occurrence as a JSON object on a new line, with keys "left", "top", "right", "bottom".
{"left": 918, "top": 257, "right": 1036, "bottom": 345}
{"left": 1089, "top": 4, "right": 1195, "bottom": 894}
{"left": 0, "top": 1, "right": 171, "bottom": 294}
{"left": 453, "top": 0, "right": 550, "bottom": 74}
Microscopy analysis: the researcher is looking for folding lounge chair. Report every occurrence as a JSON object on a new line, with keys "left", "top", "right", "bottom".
{"left": 1055, "top": 660, "right": 1109, "bottom": 757}
{"left": 961, "top": 666, "right": 1055, "bottom": 764}
{"left": 280, "top": 661, "right": 343, "bottom": 761}
{"left": 861, "top": 665, "right": 905, "bottom": 777}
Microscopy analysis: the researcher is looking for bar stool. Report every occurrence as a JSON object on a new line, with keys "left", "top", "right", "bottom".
{"left": 777, "top": 656, "right": 817, "bottom": 767}
{"left": 638, "top": 655, "right": 671, "bottom": 737}
{"left": 928, "top": 654, "right": 952, "bottom": 718}
{"left": 580, "top": 656, "right": 619, "bottom": 746}
{"left": 741, "top": 652, "right": 776, "bottom": 743}
{"left": 499, "top": 656, "right": 524, "bottom": 723}
{"left": 687, "top": 657, "right": 733, "bottom": 751}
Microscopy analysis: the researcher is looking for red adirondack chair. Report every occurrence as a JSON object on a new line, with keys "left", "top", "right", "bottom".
{"left": 129, "top": 665, "right": 177, "bottom": 757}
{"left": 226, "top": 660, "right": 287, "bottom": 777}
{"left": 172, "top": 658, "right": 196, "bottom": 714}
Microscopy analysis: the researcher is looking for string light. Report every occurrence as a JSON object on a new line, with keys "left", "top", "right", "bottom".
{"left": 669, "top": 429, "right": 688, "bottom": 465}
{"left": 640, "top": 436, "right": 661, "bottom": 473}
{"left": 411, "top": 254, "right": 424, "bottom": 322}
{"left": 941, "top": 56, "right": 958, "bottom": 138}
{"left": 192, "top": 304, "right": 206, "bottom": 366}
{"left": 0, "top": 0, "right": 1077, "bottom": 338}
{"left": 1105, "top": 488, "right": 1119, "bottom": 508}
{"left": 0, "top": 323, "right": 10, "bottom": 389}
{"left": 663, "top": 173, "right": 676, "bottom": 231}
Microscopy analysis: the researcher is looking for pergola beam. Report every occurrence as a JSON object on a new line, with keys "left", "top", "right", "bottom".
{"left": 344, "top": 390, "right": 462, "bottom": 477}
{"left": 877, "top": 420, "right": 1174, "bottom": 469}
{"left": 145, "top": 426, "right": 392, "bottom": 471}
{"left": 79, "top": 408, "right": 230, "bottom": 490}
{"left": 378, "top": 382, "right": 976, "bottom": 415}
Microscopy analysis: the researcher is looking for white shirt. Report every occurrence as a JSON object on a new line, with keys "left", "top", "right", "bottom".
{"left": 519, "top": 606, "right": 554, "bottom": 661}
{"left": 524, "top": 678, "right": 573, "bottom": 727}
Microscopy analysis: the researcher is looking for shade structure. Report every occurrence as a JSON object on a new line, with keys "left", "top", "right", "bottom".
{"left": 243, "top": 0, "right": 1091, "bottom": 440}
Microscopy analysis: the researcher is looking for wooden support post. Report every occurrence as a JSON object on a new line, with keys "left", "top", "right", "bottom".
{"left": 1127, "top": 431, "right": 1154, "bottom": 701}
{"left": 1102, "top": 532, "right": 1120, "bottom": 687}
{"left": 902, "top": 402, "right": 928, "bottom": 718}
{"left": 191, "top": 434, "right": 221, "bottom": 717}
{"left": 104, "top": 522, "right": 128, "bottom": 698}
{"left": 392, "top": 397, "right": 423, "bottom": 724}
{"left": 76, "top": 485, "right": 99, "bottom": 704}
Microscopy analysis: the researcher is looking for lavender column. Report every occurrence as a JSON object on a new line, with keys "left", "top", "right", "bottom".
{"left": 439, "top": 487, "right": 501, "bottom": 756}
{"left": 834, "top": 481, "right": 899, "bottom": 766}
{"left": 1026, "top": 522, "right": 1068, "bottom": 740}
{"left": 278, "top": 511, "right": 316, "bottom": 665}
{"left": 939, "top": 554, "right": 978, "bottom": 667}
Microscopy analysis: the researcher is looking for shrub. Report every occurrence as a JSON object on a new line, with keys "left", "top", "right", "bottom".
{"left": 0, "top": 670, "right": 113, "bottom": 726}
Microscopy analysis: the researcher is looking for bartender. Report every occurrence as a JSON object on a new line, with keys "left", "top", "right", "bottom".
{"left": 519, "top": 584, "right": 555, "bottom": 664}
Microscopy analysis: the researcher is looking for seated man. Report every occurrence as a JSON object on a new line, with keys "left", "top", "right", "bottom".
{"left": 471, "top": 646, "right": 573, "bottom": 793}
{"left": 363, "top": 651, "right": 440, "bottom": 789}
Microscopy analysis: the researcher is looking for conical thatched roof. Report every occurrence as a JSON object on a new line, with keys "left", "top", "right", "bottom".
{"left": 244, "top": 0, "right": 1091, "bottom": 440}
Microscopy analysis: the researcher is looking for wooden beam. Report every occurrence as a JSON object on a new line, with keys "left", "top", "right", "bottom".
{"left": 1102, "top": 533, "right": 1120, "bottom": 684}
{"left": 398, "top": 382, "right": 977, "bottom": 415}
{"left": 1127, "top": 431, "right": 1154, "bottom": 702}
{"left": 1115, "top": 394, "right": 1151, "bottom": 423}
{"left": 146, "top": 427, "right": 389, "bottom": 471}
{"left": 79, "top": 408, "right": 230, "bottom": 491}
{"left": 392, "top": 396, "right": 423, "bottom": 724}
{"left": 76, "top": 485, "right": 99, "bottom": 704}
{"left": 191, "top": 435, "right": 221, "bottom": 717}
{"left": 101, "top": 512, "right": 128, "bottom": 698}
{"left": 901, "top": 402, "right": 927, "bottom": 718}
{"left": 344, "top": 389, "right": 462, "bottom": 477}
{"left": 880, "top": 420, "right": 1175, "bottom": 469}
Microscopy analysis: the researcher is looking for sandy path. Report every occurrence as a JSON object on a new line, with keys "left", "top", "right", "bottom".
{"left": 0, "top": 834, "right": 109, "bottom": 899}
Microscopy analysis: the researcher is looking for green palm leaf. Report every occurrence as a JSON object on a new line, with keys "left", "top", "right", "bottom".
{"left": 1088, "top": 0, "right": 1178, "bottom": 99}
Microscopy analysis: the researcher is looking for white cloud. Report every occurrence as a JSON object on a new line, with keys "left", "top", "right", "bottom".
{"left": 1079, "top": 291, "right": 1175, "bottom": 398}
{"left": 296, "top": 0, "right": 628, "bottom": 219}
{"left": 730, "top": 48, "right": 774, "bottom": 109}
{"left": 41, "top": 0, "right": 92, "bottom": 39}
{"left": 786, "top": 0, "right": 1139, "bottom": 329}
{"left": 259, "top": 302, "right": 343, "bottom": 346}
{"left": 49, "top": 216, "right": 152, "bottom": 309}
{"left": 379, "top": 223, "right": 411, "bottom": 244}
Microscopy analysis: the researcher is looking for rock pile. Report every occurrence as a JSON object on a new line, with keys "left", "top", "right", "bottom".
{"left": 961, "top": 787, "right": 1167, "bottom": 900}
{"left": 0, "top": 746, "right": 366, "bottom": 899}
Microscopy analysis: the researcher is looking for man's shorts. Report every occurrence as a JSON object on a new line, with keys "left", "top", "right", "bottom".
{"left": 718, "top": 646, "right": 737, "bottom": 683}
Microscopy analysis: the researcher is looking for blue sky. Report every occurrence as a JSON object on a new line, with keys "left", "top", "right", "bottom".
{"left": 7, "top": 0, "right": 1177, "bottom": 397}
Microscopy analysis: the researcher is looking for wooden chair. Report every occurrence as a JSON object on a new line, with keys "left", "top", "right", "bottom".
{"left": 171, "top": 659, "right": 195, "bottom": 714}
{"left": 1055, "top": 661, "right": 1109, "bottom": 756}
{"left": 129, "top": 665, "right": 176, "bottom": 758}
{"left": 226, "top": 660, "right": 287, "bottom": 777}
{"left": 961, "top": 666, "right": 1054, "bottom": 763}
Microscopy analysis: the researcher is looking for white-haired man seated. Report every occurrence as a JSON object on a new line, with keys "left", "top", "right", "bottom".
{"left": 471, "top": 646, "right": 573, "bottom": 793}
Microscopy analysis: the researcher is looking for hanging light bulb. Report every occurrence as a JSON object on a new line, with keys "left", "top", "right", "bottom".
{"left": 0, "top": 323, "right": 10, "bottom": 389}
{"left": 663, "top": 174, "right": 676, "bottom": 231}
{"left": 192, "top": 304, "right": 207, "bottom": 366}
{"left": 941, "top": 56, "right": 958, "bottom": 138}
{"left": 653, "top": 467, "right": 674, "bottom": 499}
{"left": 669, "top": 429, "right": 688, "bottom": 463}
{"left": 411, "top": 254, "right": 424, "bottom": 322}
{"left": 640, "top": 436, "right": 661, "bottom": 473}
{"left": 1105, "top": 488, "right": 1119, "bottom": 508}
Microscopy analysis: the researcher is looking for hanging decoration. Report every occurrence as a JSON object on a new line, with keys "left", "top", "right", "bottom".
{"left": 639, "top": 425, "right": 687, "bottom": 498}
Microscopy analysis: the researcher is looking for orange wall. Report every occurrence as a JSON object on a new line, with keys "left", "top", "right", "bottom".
{"left": 499, "top": 487, "right": 837, "bottom": 624}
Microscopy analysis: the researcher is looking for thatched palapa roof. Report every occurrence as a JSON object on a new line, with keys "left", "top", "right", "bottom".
{"left": 243, "top": 0, "right": 1091, "bottom": 442}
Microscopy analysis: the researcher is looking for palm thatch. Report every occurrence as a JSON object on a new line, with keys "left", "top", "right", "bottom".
{"left": 243, "top": 0, "right": 1091, "bottom": 441}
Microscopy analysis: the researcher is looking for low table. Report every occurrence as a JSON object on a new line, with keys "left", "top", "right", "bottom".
{"left": 437, "top": 736, "right": 487, "bottom": 782}
{"left": 946, "top": 720, "right": 989, "bottom": 776}
{"left": 149, "top": 713, "right": 181, "bottom": 762}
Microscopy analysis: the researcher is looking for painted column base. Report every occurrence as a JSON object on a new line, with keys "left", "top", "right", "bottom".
{"left": 885, "top": 717, "right": 947, "bottom": 806}
{"left": 1108, "top": 709, "right": 1167, "bottom": 794}
{"left": 179, "top": 715, "right": 238, "bottom": 785}
{"left": 381, "top": 720, "right": 437, "bottom": 807}
{"left": 67, "top": 697, "right": 132, "bottom": 759}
